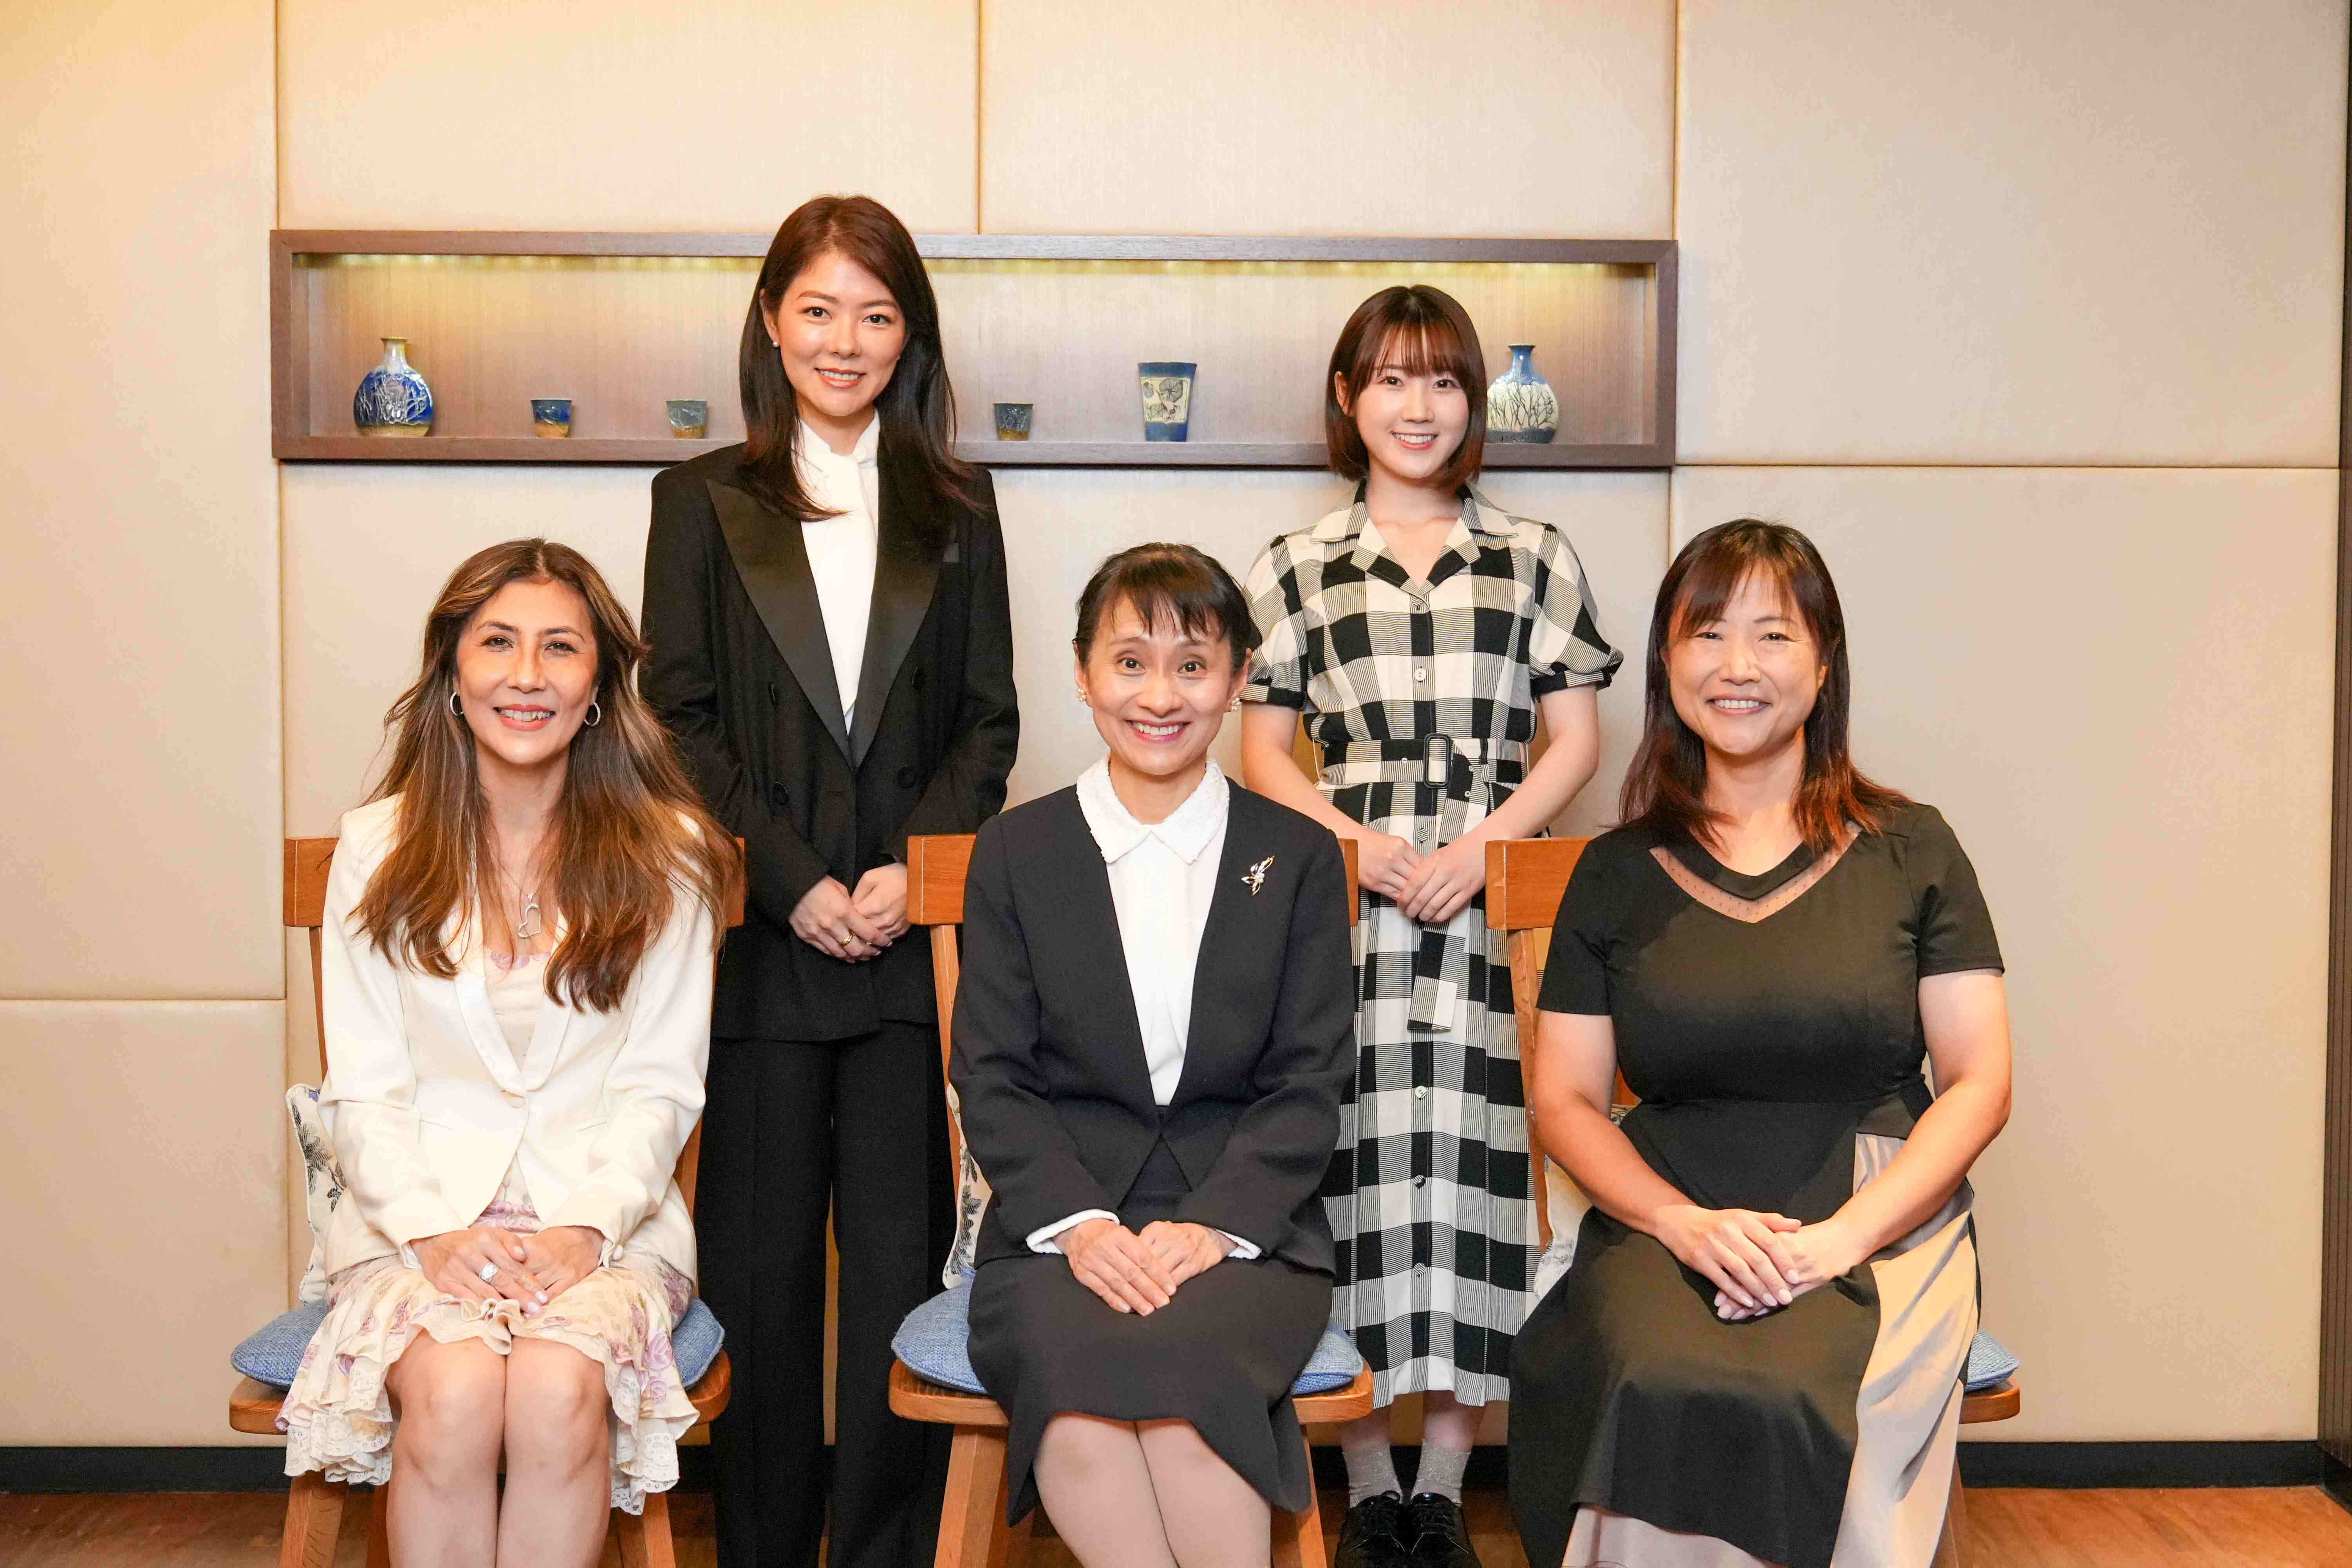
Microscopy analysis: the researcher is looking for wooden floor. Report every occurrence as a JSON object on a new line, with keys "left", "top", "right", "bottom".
{"left": 4, "top": 1485, "right": 2351, "bottom": 1566}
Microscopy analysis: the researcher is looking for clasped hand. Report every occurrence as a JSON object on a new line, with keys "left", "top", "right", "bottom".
{"left": 414, "top": 1223, "right": 604, "bottom": 1316}
{"left": 1061, "top": 1217, "right": 1234, "bottom": 1316}
{"left": 1357, "top": 833, "right": 1487, "bottom": 926}
{"left": 1653, "top": 1205, "right": 1870, "bottom": 1321}
{"left": 789, "top": 864, "right": 910, "bottom": 963}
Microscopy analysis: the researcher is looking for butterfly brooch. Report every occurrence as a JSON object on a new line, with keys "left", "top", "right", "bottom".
{"left": 1243, "top": 855, "right": 1275, "bottom": 896}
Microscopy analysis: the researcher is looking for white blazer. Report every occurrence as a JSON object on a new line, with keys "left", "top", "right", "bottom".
{"left": 317, "top": 794, "right": 715, "bottom": 1281}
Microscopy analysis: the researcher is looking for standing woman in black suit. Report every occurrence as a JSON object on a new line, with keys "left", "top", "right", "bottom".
{"left": 954, "top": 545, "right": 1355, "bottom": 1568}
{"left": 641, "top": 194, "right": 1018, "bottom": 1568}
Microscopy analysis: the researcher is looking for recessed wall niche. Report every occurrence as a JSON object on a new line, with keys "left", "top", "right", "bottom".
{"left": 272, "top": 233, "right": 1676, "bottom": 467}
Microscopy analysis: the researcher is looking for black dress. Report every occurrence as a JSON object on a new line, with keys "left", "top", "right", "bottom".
{"left": 950, "top": 783, "right": 1357, "bottom": 1523}
{"left": 1508, "top": 804, "right": 2002, "bottom": 1568}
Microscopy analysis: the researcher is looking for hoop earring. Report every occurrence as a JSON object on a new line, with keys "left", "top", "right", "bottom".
{"left": 584, "top": 701, "right": 602, "bottom": 728}
{"left": 448, "top": 690, "right": 464, "bottom": 718}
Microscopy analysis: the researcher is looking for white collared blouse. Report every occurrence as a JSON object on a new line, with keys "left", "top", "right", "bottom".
{"left": 1024, "top": 759, "right": 1260, "bottom": 1260}
{"left": 792, "top": 414, "right": 881, "bottom": 726}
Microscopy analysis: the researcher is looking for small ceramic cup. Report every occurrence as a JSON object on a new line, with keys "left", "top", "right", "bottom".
{"left": 1138, "top": 362, "right": 1195, "bottom": 442}
{"left": 667, "top": 399, "right": 709, "bottom": 439}
{"left": 993, "top": 402, "right": 1033, "bottom": 441}
{"left": 530, "top": 398, "right": 573, "bottom": 438}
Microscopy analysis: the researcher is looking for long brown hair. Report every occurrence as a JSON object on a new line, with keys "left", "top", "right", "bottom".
{"left": 735, "top": 194, "right": 978, "bottom": 532}
{"left": 357, "top": 539, "right": 741, "bottom": 1011}
{"left": 1621, "top": 519, "right": 1908, "bottom": 853}
{"left": 1324, "top": 284, "right": 1488, "bottom": 494}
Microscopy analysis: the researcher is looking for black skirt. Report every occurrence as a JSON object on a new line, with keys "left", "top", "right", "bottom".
{"left": 966, "top": 1140, "right": 1332, "bottom": 1523}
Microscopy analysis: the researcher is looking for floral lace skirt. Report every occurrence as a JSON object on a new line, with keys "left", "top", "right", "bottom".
{"left": 278, "top": 1165, "right": 698, "bottom": 1513}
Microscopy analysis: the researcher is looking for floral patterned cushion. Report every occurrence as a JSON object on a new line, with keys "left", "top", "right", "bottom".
{"left": 943, "top": 1087, "right": 991, "bottom": 1286}
{"left": 285, "top": 1085, "right": 343, "bottom": 1304}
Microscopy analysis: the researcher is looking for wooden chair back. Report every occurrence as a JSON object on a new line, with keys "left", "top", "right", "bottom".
{"left": 1484, "top": 836, "right": 1596, "bottom": 1249}
{"left": 909, "top": 833, "right": 1359, "bottom": 1183}
{"left": 283, "top": 835, "right": 746, "bottom": 1209}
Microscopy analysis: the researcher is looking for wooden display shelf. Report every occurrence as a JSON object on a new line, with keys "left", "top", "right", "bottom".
{"left": 272, "top": 232, "right": 1676, "bottom": 468}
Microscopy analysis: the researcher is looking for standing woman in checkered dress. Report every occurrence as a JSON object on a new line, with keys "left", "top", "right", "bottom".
{"left": 1239, "top": 286, "right": 1621, "bottom": 1568}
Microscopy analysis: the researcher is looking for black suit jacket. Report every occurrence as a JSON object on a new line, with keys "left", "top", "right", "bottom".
{"left": 949, "top": 784, "right": 1355, "bottom": 1274}
{"left": 642, "top": 441, "right": 1018, "bottom": 1041}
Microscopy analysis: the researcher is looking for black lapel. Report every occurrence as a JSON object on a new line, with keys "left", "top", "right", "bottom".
{"left": 1046, "top": 793, "right": 1161, "bottom": 1113}
{"left": 848, "top": 452, "right": 943, "bottom": 766}
{"left": 1167, "top": 793, "right": 1261, "bottom": 1107}
{"left": 706, "top": 476, "right": 851, "bottom": 761}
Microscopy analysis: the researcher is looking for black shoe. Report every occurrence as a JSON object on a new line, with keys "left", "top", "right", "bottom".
{"left": 1335, "top": 1490, "right": 1413, "bottom": 1568}
{"left": 1402, "top": 1492, "right": 1482, "bottom": 1568}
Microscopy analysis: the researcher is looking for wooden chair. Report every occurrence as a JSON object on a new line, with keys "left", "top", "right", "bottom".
{"left": 1485, "top": 837, "right": 2019, "bottom": 1566}
{"left": 231, "top": 836, "right": 742, "bottom": 1568}
{"left": 892, "top": 833, "right": 1377, "bottom": 1568}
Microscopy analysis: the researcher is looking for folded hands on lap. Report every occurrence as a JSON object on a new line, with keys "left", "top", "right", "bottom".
{"left": 1062, "top": 1218, "right": 1234, "bottom": 1316}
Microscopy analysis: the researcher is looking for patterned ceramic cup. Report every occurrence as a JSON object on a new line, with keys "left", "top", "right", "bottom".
{"left": 667, "top": 399, "right": 709, "bottom": 439}
{"left": 993, "top": 402, "right": 1033, "bottom": 441}
{"left": 1138, "top": 362, "right": 1194, "bottom": 441}
{"left": 530, "top": 398, "right": 573, "bottom": 438}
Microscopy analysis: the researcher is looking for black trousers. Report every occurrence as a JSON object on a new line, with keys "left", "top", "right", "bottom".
{"left": 698, "top": 1025, "right": 952, "bottom": 1568}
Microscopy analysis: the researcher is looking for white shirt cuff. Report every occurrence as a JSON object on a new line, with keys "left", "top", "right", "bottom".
{"left": 1216, "top": 1231, "right": 1261, "bottom": 1261}
{"left": 1026, "top": 1209, "right": 1118, "bottom": 1254}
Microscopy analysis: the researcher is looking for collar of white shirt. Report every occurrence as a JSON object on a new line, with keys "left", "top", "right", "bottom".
{"left": 1076, "top": 757, "right": 1229, "bottom": 866}
{"left": 793, "top": 414, "right": 880, "bottom": 484}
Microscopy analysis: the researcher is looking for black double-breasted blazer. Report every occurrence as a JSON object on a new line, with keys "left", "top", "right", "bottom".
{"left": 949, "top": 784, "right": 1355, "bottom": 1275}
{"left": 642, "top": 441, "right": 1018, "bottom": 1041}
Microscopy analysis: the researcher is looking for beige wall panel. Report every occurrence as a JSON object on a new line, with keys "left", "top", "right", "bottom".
{"left": 981, "top": 0, "right": 1673, "bottom": 237}
{"left": 0, "top": 1001, "right": 287, "bottom": 1444}
{"left": 279, "top": 0, "right": 977, "bottom": 230}
{"left": 0, "top": 0, "right": 280, "bottom": 999}
{"left": 1676, "top": 1, "right": 2346, "bottom": 466}
{"left": 281, "top": 465, "right": 658, "bottom": 835}
{"left": 1671, "top": 466, "right": 2335, "bottom": 1438}
{"left": 993, "top": 468, "right": 1666, "bottom": 820}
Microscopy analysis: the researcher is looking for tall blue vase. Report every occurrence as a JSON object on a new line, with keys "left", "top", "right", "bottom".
{"left": 1486, "top": 343, "right": 1558, "bottom": 444}
{"left": 353, "top": 337, "right": 435, "bottom": 437}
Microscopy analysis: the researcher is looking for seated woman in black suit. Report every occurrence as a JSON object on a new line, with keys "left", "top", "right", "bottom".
{"left": 951, "top": 543, "right": 1356, "bottom": 1568}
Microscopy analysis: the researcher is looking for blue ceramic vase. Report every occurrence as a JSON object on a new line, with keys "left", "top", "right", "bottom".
{"left": 1138, "top": 361, "right": 1196, "bottom": 441}
{"left": 353, "top": 337, "right": 434, "bottom": 437}
{"left": 1486, "top": 343, "right": 1558, "bottom": 444}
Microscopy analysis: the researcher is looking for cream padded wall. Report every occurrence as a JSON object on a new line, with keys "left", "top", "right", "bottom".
{"left": 1676, "top": 0, "right": 2347, "bottom": 466}
{"left": 992, "top": 469, "right": 1667, "bottom": 822}
{"left": 980, "top": 0, "right": 1673, "bottom": 237}
{"left": 0, "top": 1001, "right": 288, "bottom": 1444}
{"left": 278, "top": 0, "right": 979, "bottom": 230}
{"left": 0, "top": 0, "right": 280, "bottom": 1001}
{"left": 1672, "top": 466, "right": 2336, "bottom": 1440}
{"left": 282, "top": 466, "right": 656, "bottom": 835}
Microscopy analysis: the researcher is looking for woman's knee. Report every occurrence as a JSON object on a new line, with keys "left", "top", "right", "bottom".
{"left": 390, "top": 1340, "right": 506, "bottom": 1467}
{"left": 502, "top": 1342, "right": 609, "bottom": 1465}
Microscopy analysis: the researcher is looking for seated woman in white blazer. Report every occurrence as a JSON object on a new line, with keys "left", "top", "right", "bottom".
{"left": 277, "top": 539, "right": 739, "bottom": 1568}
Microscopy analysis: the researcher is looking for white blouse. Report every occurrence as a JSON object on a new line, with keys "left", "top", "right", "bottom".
{"left": 1025, "top": 759, "right": 1259, "bottom": 1259}
{"left": 793, "top": 414, "right": 880, "bottom": 728}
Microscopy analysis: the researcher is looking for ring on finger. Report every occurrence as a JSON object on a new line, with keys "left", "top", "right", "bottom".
{"left": 477, "top": 1261, "right": 499, "bottom": 1283}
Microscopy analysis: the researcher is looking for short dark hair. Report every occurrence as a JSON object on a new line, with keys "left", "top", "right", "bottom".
{"left": 1073, "top": 543, "right": 1258, "bottom": 672}
{"left": 736, "top": 195, "right": 979, "bottom": 533}
{"left": 1620, "top": 519, "right": 1910, "bottom": 853}
{"left": 1324, "top": 284, "right": 1488, "bottom": 494}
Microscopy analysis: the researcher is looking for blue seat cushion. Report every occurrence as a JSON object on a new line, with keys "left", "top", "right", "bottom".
{"left": 1965, "top": 1329, "right": 2020, "bottom": 1393}
{"left": 232, "top": 1297, "right": 725, "bottom": 1389}
{"left": 891, "top": 1282, "right": 1362, "bottom": 1398}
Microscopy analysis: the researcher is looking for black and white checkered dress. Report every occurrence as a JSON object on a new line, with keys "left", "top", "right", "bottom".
{"left": 1243, "top": 488, "right": 1620, "bottom": 1407}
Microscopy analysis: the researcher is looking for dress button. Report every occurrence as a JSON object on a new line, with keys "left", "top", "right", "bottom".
{"left": 1413, "top": 1263, "right": 1428, "bottom": 1277}
{"left": 1413, "top": 667, "right": 1427, "bottom": 683}
{"left": 896, "top": 766, "right": 919, "bottom": 789}
{"left": 1413, "top": 1174, "right": 1428, "bottom": 1189}
{"left": 1414, "top": 1085, "right": 1429, "bottom": 1100}
{"left": 768, "top": 782, "right": 789, "bottom": 812}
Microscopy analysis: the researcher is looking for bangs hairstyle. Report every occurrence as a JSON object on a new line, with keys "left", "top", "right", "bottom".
{"left": 1324, "top": 284, "right": 1488, "bottom": 494}
{"left": 1073, "top": 542, "right": 1259, "bottom": 672}
{"left": 1621, "top": 518, "right": 1909, "bottom": 853}
{"left": 736, "top": 194, "right": 979, "bottom": 534}
{"left": 357, "top": 539, "right": 741, "bottom": 1012}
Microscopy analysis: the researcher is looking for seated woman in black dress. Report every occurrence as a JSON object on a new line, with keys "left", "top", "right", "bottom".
{"left": 952, "top": 543, "right": 1355, "bottom": 1568}
{"left": 1509, "top": 520, "right": 2013, "bottom": 1568}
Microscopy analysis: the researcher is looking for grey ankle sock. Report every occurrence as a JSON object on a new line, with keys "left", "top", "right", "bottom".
{"left": 1411, "top": 1440, "right": 1471, "bottom": 1505}
{"left": 1341, "top": 1433, "right": 1401, "bottom": 1508}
